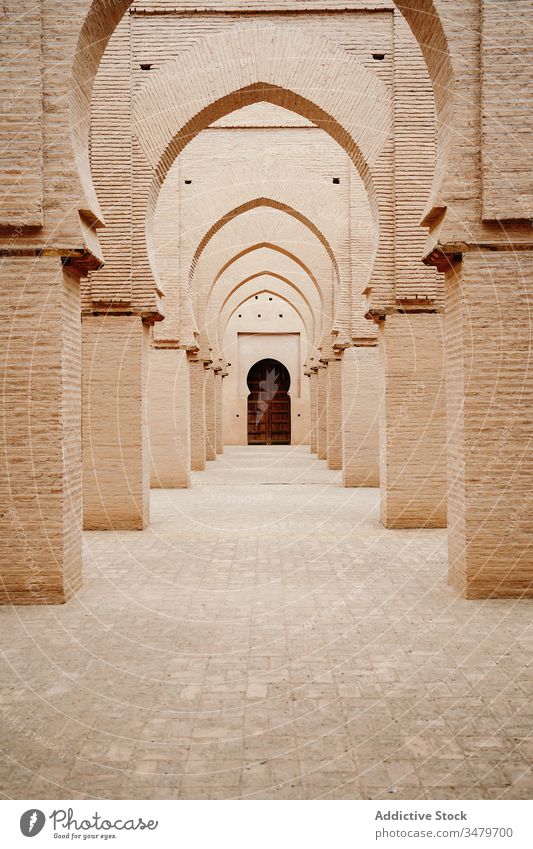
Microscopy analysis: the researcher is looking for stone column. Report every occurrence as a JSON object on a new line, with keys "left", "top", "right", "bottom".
{"left": 316, "top": 365, "right": 328, "bottom": 461}
{"left": 342, "top": 344, "right": 381, "bottom": 487}
{"left": 204, "top": 366, "right": 216, "bottom": 461}
{"left": 82, "top": 314, "right": 150, "bottom": 530}
{"left": 0, "top": 257, "right": 82, "bottom": 604}
{"left": 214, "top": 368, "right": 224, "bottom": 455}
{"left": 148, "top": 346, "right": 191, "bottom": 488}
{"left": 445, "top": 251, "right": 533, "bottom": 598}
{"left": 379, "top": 312, "right": 447, "bottom": 529}
{"left": 308, "top": 369, "right": 318, "bottom": 454}
{"left": 325, "top": 356, "right": 343, "bottom": 470}
{"left": 188, "top": 355, "right": 207, "bottom": 471}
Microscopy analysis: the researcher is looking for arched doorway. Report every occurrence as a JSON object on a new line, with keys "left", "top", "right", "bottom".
{"left": 247, "top": 359, "right": 291, "bottom": 445}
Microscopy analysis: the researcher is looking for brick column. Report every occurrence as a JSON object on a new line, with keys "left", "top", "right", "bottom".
{"left": 308, "top": 370, "right": 318, "bottom": 454}
{"left": 0, "top": 257, "right": 82, "bottom": 603}
{"left": 148, "top": 346, "right": 191, "bottom": 488}
{"left": 214, "top": 369, "right": 224, "bottom": 454}
{"left": 446, "top": 251, "right": 533, "bottom": 598}
{"left": 204, "top": 366, "right": 216, "bottom": 461}
{"left": 188, "top": 355, "right": 207, "bottom": 471}
{"left": 325, "top": 356, "right": 343, "bottom": 470}
{"left": 316, "top": 365, "right": 328, "bottom": 460}
{"left": 379, "top": 312, "right": 447, "bottom": 528}
{"left": 82, "top": 314, "right": 150, "bottom": 530}
{"left": 342, "top": 344, "right": 381, "bottom": 487}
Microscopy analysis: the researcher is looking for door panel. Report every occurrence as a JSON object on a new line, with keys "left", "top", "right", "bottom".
{"left": 247, "top": 358, "right": 291, "bottom": 445}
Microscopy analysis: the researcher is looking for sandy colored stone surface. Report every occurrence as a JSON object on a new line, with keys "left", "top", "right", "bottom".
{"left": 0, "top": 447, "right": 531, "bottom": 800}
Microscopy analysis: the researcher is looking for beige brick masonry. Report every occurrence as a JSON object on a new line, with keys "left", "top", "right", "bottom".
{"left": 82, "top": 315, "right": 150, "bottom": 530}
{"left": 379, "top": 313, "right": 447, "bottom": 529}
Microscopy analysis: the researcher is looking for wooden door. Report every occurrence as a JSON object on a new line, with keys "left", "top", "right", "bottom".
{"left": 247, "top": 359, "right": 291, "bottom": 445}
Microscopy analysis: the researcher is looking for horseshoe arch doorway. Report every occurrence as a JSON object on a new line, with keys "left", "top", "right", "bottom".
{"left": 247, "top": 358, "right": 291, "bottom": 445}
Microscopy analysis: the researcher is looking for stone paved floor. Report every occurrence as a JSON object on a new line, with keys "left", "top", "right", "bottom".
{"left": 1, "top": 446, "right": 532, "bottom": 800}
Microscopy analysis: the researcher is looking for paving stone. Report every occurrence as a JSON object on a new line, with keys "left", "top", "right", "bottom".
{"left": 0, "top": 446, "right": 531, "bottom": 799}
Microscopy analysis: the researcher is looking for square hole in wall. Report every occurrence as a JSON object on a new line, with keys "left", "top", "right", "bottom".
{"left": 372, "top": 53, "right": 385, "bottom": 60}
{"left": 332, "top": 177, "right": 340, "bottom": 184}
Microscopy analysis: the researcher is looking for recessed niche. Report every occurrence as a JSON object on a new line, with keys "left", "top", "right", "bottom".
{"left": 184, "top": 179, "right": 192, "bottom": 185}
{"left": 372, "top": 53, "right": 385, "bottom": 60}
{"left": 140, "top": 63, "right": 153, "bottom": 71}
{"left": 332, "top": 177, "right": 340, "bottom": 184}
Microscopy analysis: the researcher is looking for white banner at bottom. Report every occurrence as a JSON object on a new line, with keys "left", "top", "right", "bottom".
{"left": 1, "top": 799, "right": 532, "bottom": 848}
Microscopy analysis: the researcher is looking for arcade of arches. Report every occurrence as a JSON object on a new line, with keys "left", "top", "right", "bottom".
{"left": 0, "top": 0, "right": 532, "bottom": 800}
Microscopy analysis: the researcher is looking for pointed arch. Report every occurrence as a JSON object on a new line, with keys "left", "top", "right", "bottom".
{"left": 210, "top": 271, "right": 317, "bottom": 352}
{"left": 207, "top": 256, "right": 323, "bottom": 346}
{"left": 210, "top": 243, "right": 324, "bottom": 310}
{"left": 222, "top": 285, "right": 313, "bottom": 350}
{"left": 74, "top": 2, "right": 452, "bottom": 230}
{"left": 191, "top": 197, "right": 340, "bottom": 286}
{"left": 131, "top": 25, "right": 391, "bottom": 214}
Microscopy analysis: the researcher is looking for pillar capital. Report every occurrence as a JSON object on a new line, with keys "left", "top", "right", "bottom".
{"left": 82, "top": 303, "right": 165, "bottom": 327}
{"left": 319, "top": 351, "right": 343, "bottom": 365}
{"left": 352, "top": 336, "right": 379, "bottom": 348}
{"left": 0, "top": 243, "right": 104, "bottom": 279}
{"left": 331, "top": 329, "right": 352, "bottom": 351}
{"left": 213, "top": 356, "right": 229, "bottom": 377}
{"left": 423, "top": 228, "right": 533, "bottom": 275}
{"left": 318, "top": 337, "right": 342, "bottom": 363}
{"left": 151, "top": 338, "right": 180, "bottom": 350}
{"left": 186, "top": 344, "right": 212, "bottom": 366}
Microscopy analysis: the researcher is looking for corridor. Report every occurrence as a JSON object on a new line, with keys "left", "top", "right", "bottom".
{"left": 0, "top": 447, "right": 532, "bottom": 800}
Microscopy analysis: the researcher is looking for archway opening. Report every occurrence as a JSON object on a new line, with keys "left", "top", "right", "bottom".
{"left": 246, "top": 359, "right": 291, "bottom": 446}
